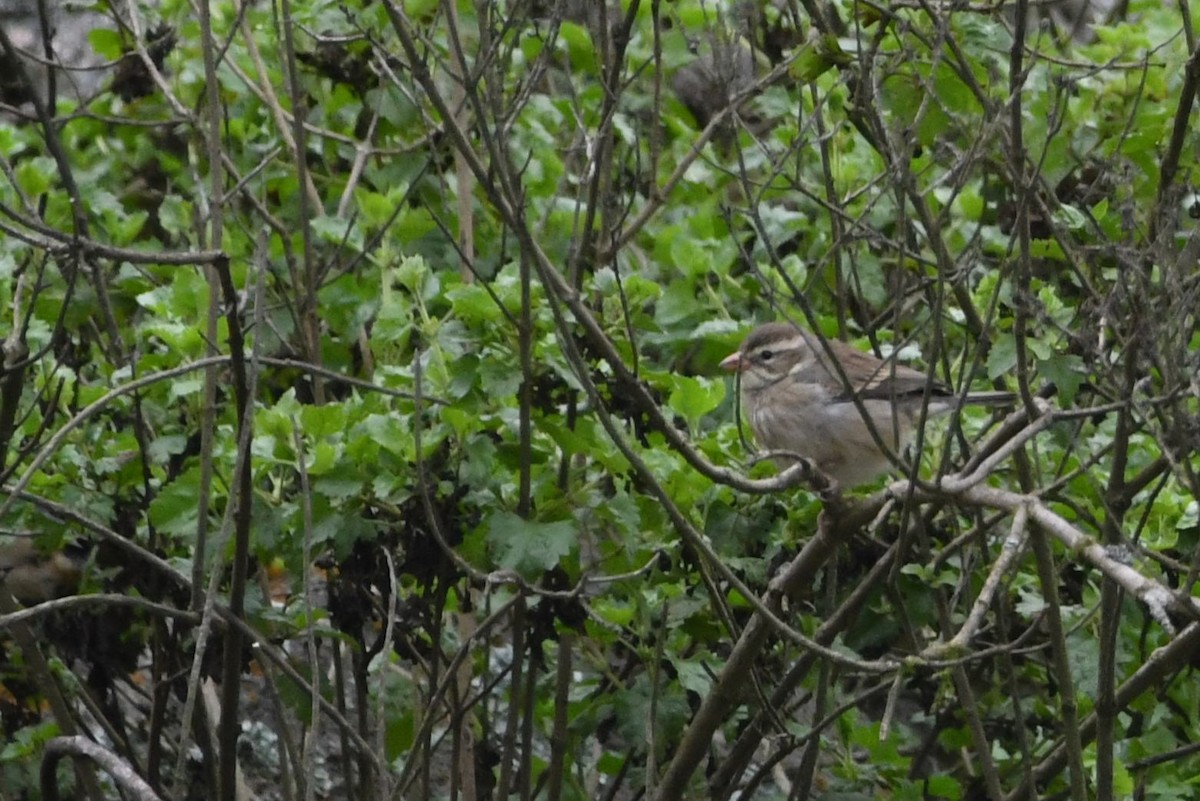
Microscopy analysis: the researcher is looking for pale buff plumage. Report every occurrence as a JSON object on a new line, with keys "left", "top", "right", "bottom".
{"left": 721, "top": 322, "right": 1013, "bottom": 487}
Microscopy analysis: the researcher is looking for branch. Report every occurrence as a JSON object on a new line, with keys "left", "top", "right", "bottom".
{"left": 41, "top": 737, "right": 162, "bottom": 801}
{"left": 901, "top": 480, "right": 1195, "bottom": 630}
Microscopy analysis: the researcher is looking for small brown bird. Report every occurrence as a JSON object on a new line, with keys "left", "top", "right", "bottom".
{"left": 0, "top": 540, "right": 84, "bottom": 604}
{"left": 721, "top": 322, "right": 1014, "bottom": 488}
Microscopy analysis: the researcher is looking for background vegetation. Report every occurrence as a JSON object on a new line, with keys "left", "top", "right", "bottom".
{"left": 2, "top": 0, "right": 1200, "bottom": 798}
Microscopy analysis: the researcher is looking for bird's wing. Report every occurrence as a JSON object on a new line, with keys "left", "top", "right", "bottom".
{"left": 817, "top": 338, "right": 950, "bottom": 401}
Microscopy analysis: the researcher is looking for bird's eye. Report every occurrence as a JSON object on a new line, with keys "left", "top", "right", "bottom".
{"left": 759, "top": 349, "right": 774, "bottom": 361}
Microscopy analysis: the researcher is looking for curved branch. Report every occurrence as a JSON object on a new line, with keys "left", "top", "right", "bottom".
{"left": 41, "top": 737, "right": 162, "bottom": 801}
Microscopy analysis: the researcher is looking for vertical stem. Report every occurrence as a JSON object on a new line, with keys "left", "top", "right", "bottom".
{"left": 1008, "top": 0, "right": 1039, "bottom": 415}
{"left": 1154, "top": 0, "right": 1200, "bottom": 242}
{"left": 495, "top": 600, "right": 526, "bottom": 801}
{"left": 279, "top": 0, "right": 325, "bottom": 402}
{"left": 1029, "top": 524, "right": 1089, "bottom": 801}
{"left": 193, "top": 0, "right": 226, "bottom": 616}
{"left": 454, "top": 591, "right": 479, "bottom": 801}
{"left": 214, "top": 252, "right": 255, "bottom": 801}
{"left": 518, "top": 250, "right": 532, "bottom": 516}
{"left": 546, "top": 632, "right": 574, "bottom": 801}
{"left": 791, "top": 557, "right": 836, "bottom": 801}
{"left": 1096, "top": 353, "right": 1136, "bottom": 800}
{"left": 445, "top": 0, "right": 476, "bottom": 282}
{"left": 184, "top": 2, "right": 228, "bottom": 795}
{"left": 517, "top": 644, "right": 538, "bottom": 800}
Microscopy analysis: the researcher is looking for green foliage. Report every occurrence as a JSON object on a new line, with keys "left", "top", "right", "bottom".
{"left": 2, "top": 0, "right": 1200, "bottom": 798}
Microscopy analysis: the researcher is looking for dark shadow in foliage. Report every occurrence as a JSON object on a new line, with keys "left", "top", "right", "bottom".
{"left": 110, "top": 23, "right": 177, "bottom": 102}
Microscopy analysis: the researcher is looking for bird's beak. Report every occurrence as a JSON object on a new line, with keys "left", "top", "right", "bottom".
{"left": 719, "top": 352, "right": 743, "bottom": 372}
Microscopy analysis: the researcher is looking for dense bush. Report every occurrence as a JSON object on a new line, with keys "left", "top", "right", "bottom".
{"left": 1, "top": 0, "right": 1199, "bottom": 799}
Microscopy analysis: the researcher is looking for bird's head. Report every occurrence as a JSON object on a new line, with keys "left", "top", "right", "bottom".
{"left": 719, "top": 322, "right": 812, "bottom": 394}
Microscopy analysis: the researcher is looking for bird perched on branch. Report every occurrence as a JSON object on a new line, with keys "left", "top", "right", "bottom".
{"left": 720, "top": 322, "right": 1015, "bottom": 488}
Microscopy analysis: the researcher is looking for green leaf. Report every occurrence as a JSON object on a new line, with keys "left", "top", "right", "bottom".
{"left": 1015, "top": 588, "right": 1046, "bottom": 619}
{"left": 359, "top": 414, "right": 414, "bottom": 459}
{"left": 385, "top": 708, "right": 416, "bottom": 759}
{"left": 88, "top": 29, "right": 124, "bottom": 60}
{"left": 789, "top": 34, "right": 850, "bottom": 82}
{"left": 1178, "top": 500, "right": 1199, "bottom": 531}
{"left": 148, "top": 434, "right": 189, "bottom": 465}
{"left": 392, "top": 254, "right": 435, "bottom": 298}
{"left": 447, "top": 283, "right": 502, "bottom": 327}
{"left": 300, "top": 403, "right": 348, "bottom": 439}
{"left": 312, "top": 476, "right": 363, "bottom": 501}
{"left": 596, "top": 751, "right": 625, "bottom": 775}
{"left": 668, "top": 236, "right": 710, "bottom": 278}
{"left": 672, "top": 658, "right": 713, "bottom": 696}
{"left": 148, "top": 470, "right": 201, "bottom": 539}
{"left": 312, "top": 214, "right": 363, "bottom": 251}
{"left": 16, "top": 157, "right": 55, "bottom": 197}
{"left": 275, "top": 662, "right": 324, "bottom": 725}
{"left": 657, "top": 282, "right": 702, "bottom": 326}
{"left": 0, "top": 720, "right": 59, "bottom": 761}
{"left": 167, "top": 378, "right": 203, "bottom": 402}
{"left": 923, "top": 774, "right": 962, "bottom": 800}
{"left": 956, "top": 186, "right": 985, "bottom": 221}
{"left": 306, "top": 440, "right": 339, "bottom": 474}
{"left": 401, "top": 0, "right": 437, "bottom": 18}
{"left": 667, "top": 374, "right": 725, "bottom": 430}
{"left": 398, "top": 206, "right": 436, "bottom": 242}
{"left": 592, "top": 599, "right": 635, "bottom": 627}
{"left": 1052, "top": 204, "right": 1089, "bottom": 232}
{"left": 485, "top": 511, "right": 575, "bottom": 577}
{"left": 986, "top": 336, "right": 1018, "bottom": 381}
{"left": 559, "top": 22, "right": 596, "bottom": 73}
{"left": 355, "top": 189, "right": 395, "bottom": 227}
{"left": 1037, "top": 353, "right": 1086, "bottom": 405}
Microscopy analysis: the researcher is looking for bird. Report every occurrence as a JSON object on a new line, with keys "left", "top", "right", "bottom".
{"left": 720, "top": 322, "right": 1014, "bottom": 488}
{"left": 0, "top": 539, "right": 85, "bottom": 605}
